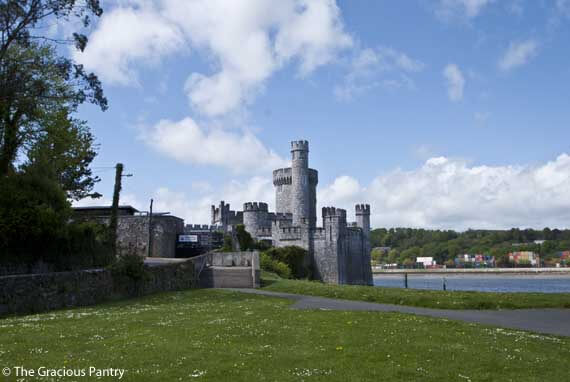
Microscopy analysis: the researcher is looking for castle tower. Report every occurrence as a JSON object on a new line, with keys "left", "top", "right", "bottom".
{"left": 243, "top": 202, "right": 269, "bottom": 239}
{"left": 291, "top": 140, "right": 310, "bottom": 226}
{"left": 355, "top": 204, "right": 373, "bottom": 286}
{"left": 355, "top": 204, "right": 370, "bottom": 237}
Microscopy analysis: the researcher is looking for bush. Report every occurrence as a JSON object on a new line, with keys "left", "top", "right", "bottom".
{"left": 260, "top": 252, "right": 291, "bottom": 279}
{"left": 0, "top": 173, "right": 114, "bottom": 273}
{"left": 235, "top": 224, "right": 254, "bottom": 251}
{"left": 109, "top": 248, "right": 149, "bottom": 282}
{"left": 262, "top": 246, "right": 309, "bottom": 279}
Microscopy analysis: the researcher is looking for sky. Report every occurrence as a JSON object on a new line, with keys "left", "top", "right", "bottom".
{"left": 70, "top": 0, "right": 570, "bottom": 231}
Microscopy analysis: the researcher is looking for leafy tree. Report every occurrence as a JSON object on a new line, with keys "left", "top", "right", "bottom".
{"left": 20, "top": 107, "right": 100, "bottom": 200}
{"left": 0, "top": 1, "right": 107, "bottom": 176}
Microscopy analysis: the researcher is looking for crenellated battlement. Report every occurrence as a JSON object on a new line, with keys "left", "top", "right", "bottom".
{"left": 243, "top": 202, "right": 269, "bottom": 212}
{"left": 273, "top": 168, "right": 292, "bottom": 185}
{"left": 322, "top": 207, "right": 347, "bottom": 219}
{"left": 355, "top": 204, "right": 370, "bottom": 215}
{"left": 290, "top": 140, "right": 309, "bottom": 151}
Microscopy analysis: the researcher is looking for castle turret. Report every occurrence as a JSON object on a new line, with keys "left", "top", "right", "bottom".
{"left": 291, "top": 140, "right": 310, "bottom": 226}
{"left": 355, "top": 203, "right": 373, "bottom": 286}
{"left": 243, "top": 202, "right": 269, "bottom": 239}
{"left": 355, "top": 204, "right": 370, "bottom": 237}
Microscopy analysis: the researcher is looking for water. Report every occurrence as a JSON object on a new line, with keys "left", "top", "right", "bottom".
{"left": 373, "top": 273, "right": 570, "bottom": 293}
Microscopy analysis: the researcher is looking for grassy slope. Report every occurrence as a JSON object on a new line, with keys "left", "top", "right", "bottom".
{"left": 1, "top": 289, "right": 569, "bottom": 381}
{"left": 261, "top": 274, "right": 570, "bottom": 310}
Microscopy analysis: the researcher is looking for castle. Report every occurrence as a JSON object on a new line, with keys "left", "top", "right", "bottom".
{"left": 211, "top": 140, "right": 373, "bottom": 285}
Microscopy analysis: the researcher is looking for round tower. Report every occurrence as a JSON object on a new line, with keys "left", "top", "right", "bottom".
{"left": 290, "top": 140, "right": 310, "bottom": 226}
{"left": 243, "top": 202, "right": 269, "bottom": 238}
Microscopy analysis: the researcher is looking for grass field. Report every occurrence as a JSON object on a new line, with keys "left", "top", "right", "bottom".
{"left": 261, "top": 275, "right": 570, "bottom": 310}
{"left": 1, "top": 289, "right": 569, "bottom": 381}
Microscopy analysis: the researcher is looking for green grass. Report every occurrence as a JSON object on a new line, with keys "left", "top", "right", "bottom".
{"left": 261, "top": 274, "right": 570, "bottom": 310}
{"left": 0, "top": 289, "right": 569, "bottom": 381}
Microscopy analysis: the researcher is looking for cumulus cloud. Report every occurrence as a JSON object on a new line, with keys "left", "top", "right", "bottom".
{"left": 317, "top": 154, "right": 570, "bottom": 230}
{"left": 443, "top": 64, "right": 465, "bottom": 102}
{"left": 498, "top": 40, "right": 538, "bottom": 71}
{"left": 335, "top": 47, "right": 424, "bottom": 101}
{"left": 436, "top": 0, "right": 494, "bottom": 20}
{"left": 76, "top": 0, "right": 352, "bottom": 116}
{"left": 73, "top": 2, "right": 184, "bottom": 86}
{"left": 139, "top": 117, "right": 288, "bottom": 173}
{"left": 80, "top": 154, "right": 570, "bottom": 231}
{"left": 151, "top": 176, "right": 274, "bottom": 223}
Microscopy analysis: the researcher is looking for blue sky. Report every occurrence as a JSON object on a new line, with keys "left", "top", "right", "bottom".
{"left": 72, "top": 0, "right": 570, "bottom": 230}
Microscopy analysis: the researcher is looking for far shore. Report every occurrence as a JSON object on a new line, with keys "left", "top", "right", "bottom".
{"left": 373, "top": 267, "right": 570, "bottom": 275}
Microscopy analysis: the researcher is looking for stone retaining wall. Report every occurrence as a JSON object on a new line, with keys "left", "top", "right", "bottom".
{"left": 0, "top": 260, "right": 198, "bottom": 317}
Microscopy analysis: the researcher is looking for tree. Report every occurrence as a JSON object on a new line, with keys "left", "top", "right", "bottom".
{"left": 20, "top": 107, "right": 100, "bottom": 200}
{"left": 235, "top": 224, "right": 254, "bottom": 251}
{"left": 0, "top": 1, "right": 106, "bottom": 176}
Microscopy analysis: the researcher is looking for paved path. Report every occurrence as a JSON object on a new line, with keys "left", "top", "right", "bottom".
{"left": 228, "top": 288, "right": 570, "bottom": 337}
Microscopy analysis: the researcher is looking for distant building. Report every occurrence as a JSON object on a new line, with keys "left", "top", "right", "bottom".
{"left": 455, "top": 254, "right": 495, "bottom": 268}
{"left": 416, "top": 257, "right": 436, "bottom": 267}
{"left": 177, "top": 225, "right": 223, "bottom": 257}
{"left": 508, "top": 251, "right": 540, "bottom": 266}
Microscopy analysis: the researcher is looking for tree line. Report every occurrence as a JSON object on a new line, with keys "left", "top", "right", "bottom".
{"left": 370, "top": 227, "right": 570, "bottom": 266}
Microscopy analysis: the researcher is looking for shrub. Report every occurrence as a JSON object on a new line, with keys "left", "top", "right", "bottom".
{"left": 235, "top": 224, "right": 254, "bottom": 251}
{"left": 110, "top": 248, "right": 149, "bottom": 282}
{"left": 221, "top": 234, "right": 234, "bottom": 252}
{"left": 260, "top": 252, "right": 291, "bottom": 279}
{"left": 262, "top": 246, "right": 309, "bottom": 279}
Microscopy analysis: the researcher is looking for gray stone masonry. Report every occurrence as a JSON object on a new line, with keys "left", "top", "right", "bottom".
{"left": 210, "top": 140, "right": 373, "bottom": 286}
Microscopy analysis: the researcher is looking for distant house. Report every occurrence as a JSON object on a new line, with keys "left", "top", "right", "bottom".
{"left": 416, "top": 257, "right": 436, "bottom": 268}
{"left": 455, "top": 254, "right": 495, "bottom": 268}
{"left": 508, "top": 251, "right": 540, "bottom": 266}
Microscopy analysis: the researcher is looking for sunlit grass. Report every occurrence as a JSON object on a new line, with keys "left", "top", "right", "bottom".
{"left": 1, "top": 289, "right": 569, "bottom": 381}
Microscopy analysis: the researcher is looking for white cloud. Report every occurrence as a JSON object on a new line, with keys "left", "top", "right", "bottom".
{"left": 152, "top": 176, "right": 274, "bottom": 224}
{"left": 83, "top": 154, "right": 570, "bottom": 231}
{"left": 317, "top": 154, "right": 570, "bottom": 230}
{"left": 498, "top": 40, "right": 538, "bottom": 71}
{"left": 443, "top": 64, "right": 465, "bottom": 102}
{"left": 77, "top": 0, "right": 352, "bottom": 116}
{"left": 318, "top": 175, "right": 362, "bottom": 206}
{"left": 73, "top": 2, "right": 184, "bottom": 86}
{"left": 335, "top": 47, "right": 424, "bottom": 101}
{"left": 436, "top": 0, "right": 494, "bottom": 20}
{"left": 139, "top": 117, "right": 288, "bottom": 173}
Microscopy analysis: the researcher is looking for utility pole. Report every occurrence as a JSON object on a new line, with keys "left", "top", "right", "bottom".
{"left": 109, "top": 163, "right": 123, "bottom": 257}
{"left": 148, "top": 198, "right": 153, "bottom": 258}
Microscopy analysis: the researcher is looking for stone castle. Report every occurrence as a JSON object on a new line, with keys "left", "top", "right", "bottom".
{"left": 211, "top": 140, "right": 373, "bottom": 285}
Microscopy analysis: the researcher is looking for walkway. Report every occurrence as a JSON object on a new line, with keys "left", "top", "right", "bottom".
{"left": 228, "top": 288, "right": 570, "bottom": 337}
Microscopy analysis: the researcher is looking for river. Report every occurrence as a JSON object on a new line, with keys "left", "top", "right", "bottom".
{"left": 373, "top": 273, "right": 570, "bottom": 293}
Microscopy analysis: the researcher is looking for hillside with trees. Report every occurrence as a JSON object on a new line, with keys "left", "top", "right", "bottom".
{"left": 370, "top": 228, "right": 570, "bottom": 267}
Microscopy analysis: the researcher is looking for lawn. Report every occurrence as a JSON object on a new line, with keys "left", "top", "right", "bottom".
{"left": 262, "top": 275, "right": 570, "bottom": 310}
{"left": 0, "top": 289, "right": 569, "bottom": 381}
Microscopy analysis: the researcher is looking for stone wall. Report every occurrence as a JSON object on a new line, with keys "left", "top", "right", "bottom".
{"left": 0, "top": 260, "right": 198, "bottom": 317}
{"left": 84, "top": 215, "right": 184, "bottom": 258}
